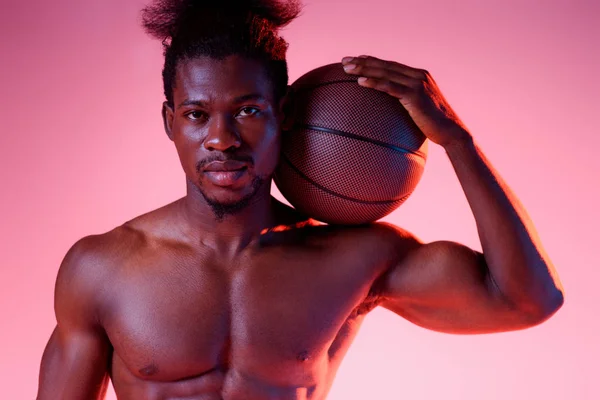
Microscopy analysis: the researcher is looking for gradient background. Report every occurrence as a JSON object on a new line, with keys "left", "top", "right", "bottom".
{"left": 1, "top": 0, "right": 598, "bottom": 398}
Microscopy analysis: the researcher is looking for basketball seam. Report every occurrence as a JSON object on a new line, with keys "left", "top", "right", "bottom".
{"left": 293, "top": 124, "right": 426, "bottom": 157}
{"left": 278, "top": 152, "right": 411, "bottom": 205}
{"left": 292, "top": 79, "right": 359, "bottom": 92}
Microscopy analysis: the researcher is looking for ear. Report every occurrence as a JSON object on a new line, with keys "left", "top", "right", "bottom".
{"left": 279, "top": 85, "right": 296, "bottom": 132}
{"left": 162, "top": 101, "right": 175, "bottom": 141}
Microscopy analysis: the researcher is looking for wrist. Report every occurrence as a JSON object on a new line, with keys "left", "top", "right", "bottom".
{"left": 442, "top": 129, "right": 475, "bottom": 155}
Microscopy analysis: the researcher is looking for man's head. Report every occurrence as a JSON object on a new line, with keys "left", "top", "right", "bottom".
{"left": 141, "top": 0, "right": 300, "bottom": 219}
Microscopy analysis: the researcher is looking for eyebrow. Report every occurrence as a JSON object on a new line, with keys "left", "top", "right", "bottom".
{"left": 177, "top": 93, "right": 268, "bottom": 109}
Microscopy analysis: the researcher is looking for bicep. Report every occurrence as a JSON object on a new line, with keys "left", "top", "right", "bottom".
{"left": 38, "top": 325, "right": 111, "bottom": 400}
{"left": 378, "top": 240, "right": 530, "bottom": 334}
{"left": 37, "top": 237, "right": 112, "bottom": 399}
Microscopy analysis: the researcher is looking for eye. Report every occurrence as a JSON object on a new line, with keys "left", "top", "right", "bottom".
{"left": 186, "top": 111, "right": 207, "bottom": 121}
{"left": 237, "top": 107, "right": 260, "bottom": 117}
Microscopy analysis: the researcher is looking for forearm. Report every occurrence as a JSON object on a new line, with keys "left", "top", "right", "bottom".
{"left": 444, "top": 132, "right": 564, "bottom": 317}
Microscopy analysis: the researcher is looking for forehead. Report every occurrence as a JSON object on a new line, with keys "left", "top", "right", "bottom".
{"left": 174, "top": 55, "right": 274, "bottom": 103}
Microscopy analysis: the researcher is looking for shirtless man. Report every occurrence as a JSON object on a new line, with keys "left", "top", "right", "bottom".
{"left": 36, "top": 1, "right": 564, "bottom": 399}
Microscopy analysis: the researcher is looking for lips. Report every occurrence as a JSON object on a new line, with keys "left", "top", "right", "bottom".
{"left": 203, "top": 160, "right": 248, "bottom": 172}
{"left": 202, "top": 160, "right": 250, "bottom": 187}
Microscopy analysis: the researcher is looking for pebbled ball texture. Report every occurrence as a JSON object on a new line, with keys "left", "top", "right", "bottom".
{"left": 273, "top": 63, "right": 428, "bottom": 225}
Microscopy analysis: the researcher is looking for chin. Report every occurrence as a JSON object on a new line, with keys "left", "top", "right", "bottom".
{"left": 204, "top": 191, "right": 250, "bottom": 207}
{"left": 199, "top": 175, "right": 266, "bottom": 216}
{"left": 202, "top": 190, "right": 257, "bottom": 220}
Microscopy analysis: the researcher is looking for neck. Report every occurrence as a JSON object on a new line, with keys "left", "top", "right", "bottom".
{"left": 176, "top": 178, "right": 276, "bottom": 256}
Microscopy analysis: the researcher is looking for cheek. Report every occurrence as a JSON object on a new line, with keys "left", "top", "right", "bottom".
{"left": 173, "top": 128, "right": 203, "bottom": 174}
{"left": 252, "top": 127, "right": 281, "bottom": 174}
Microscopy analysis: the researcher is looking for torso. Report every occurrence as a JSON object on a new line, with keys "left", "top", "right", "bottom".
{"left": 94, "top": 199, "right": 405, "bottom": 400}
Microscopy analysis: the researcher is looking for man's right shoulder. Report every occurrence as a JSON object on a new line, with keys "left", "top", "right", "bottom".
{"left": 54, "top": 224, "right": 148, "bottom": 327}
{"left": 63, "top": 224, "right": 145, "bottom": 269}
{"left": 57, "top": 225, "right": 146, "bottom": 296}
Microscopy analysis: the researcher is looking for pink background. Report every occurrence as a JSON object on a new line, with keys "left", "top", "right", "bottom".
{"left": 1, "top": 0, "right": 599, "bottom": 398}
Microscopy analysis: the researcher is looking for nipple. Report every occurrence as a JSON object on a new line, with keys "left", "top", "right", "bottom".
{"left": 139, "top": 364, "right": 159, "bottom": 376}
{"left": 297, "top": 350, "right": 310, "bottom": 362}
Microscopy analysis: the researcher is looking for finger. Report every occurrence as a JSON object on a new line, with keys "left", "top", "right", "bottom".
{"left": 343, "top": 55, "right": 426, "bottom": 79}
{"left": 357, "top": 55, "right": 426, "bottom": 79}
{"left": 357, "top": 76, "right": 412, "bottom": 99}
{"left": 343, "top": 62, "right": 416, "bottom": 88}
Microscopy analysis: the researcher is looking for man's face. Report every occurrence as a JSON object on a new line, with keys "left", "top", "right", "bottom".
{"left": 163, "top": 55, "right": 284, "bottom": 216}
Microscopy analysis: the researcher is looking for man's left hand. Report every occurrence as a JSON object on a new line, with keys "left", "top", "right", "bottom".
{"left": 341, "top": 55, "right": 471, "bottom": 148}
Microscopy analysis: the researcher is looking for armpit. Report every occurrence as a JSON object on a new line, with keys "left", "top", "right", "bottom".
{"left": 348, "top": 288, "right": 384, "bottom": 319}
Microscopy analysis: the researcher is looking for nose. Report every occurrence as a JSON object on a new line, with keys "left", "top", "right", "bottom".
{"left": 203, "top": 114, "right": 241, "bottom": 152}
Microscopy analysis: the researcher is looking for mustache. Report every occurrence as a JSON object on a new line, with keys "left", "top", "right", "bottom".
{"left": 196, "top": 153, "right": 254, "bottom": 172}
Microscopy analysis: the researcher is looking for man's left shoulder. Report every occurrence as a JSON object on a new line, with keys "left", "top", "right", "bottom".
{"left": 334, "top": 222, "right": 423, "bottom": 263}
{"left": 357, "top": 222, "right": 422, "bottom": 249}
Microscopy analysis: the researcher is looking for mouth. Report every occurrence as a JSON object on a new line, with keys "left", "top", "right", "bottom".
{"left": 203, "top": 160, "right": 249, "bottom": 172}
{"left": 203, "top": 165, "right": 249, "bottom": 187}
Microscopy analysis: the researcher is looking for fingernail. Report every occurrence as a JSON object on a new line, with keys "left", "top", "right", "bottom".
{"left": 358, "top": 77, "right": 368, "bottom": 84}
{"left": 342, "top": 57, "right": 354, "bottom": 64}
{"left": 343, "top": 64, "right": 356, "bottom": 71}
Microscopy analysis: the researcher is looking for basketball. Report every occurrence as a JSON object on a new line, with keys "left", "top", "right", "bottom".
{"left": 273, "top": 62, "right": 429, "bottom": 225}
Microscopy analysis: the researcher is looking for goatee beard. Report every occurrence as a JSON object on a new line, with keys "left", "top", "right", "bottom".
{"left": 201, "top": 176, "right": 266, "bottom": 222}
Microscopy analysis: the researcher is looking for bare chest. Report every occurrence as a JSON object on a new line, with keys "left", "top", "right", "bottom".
{"left": 102, "top": 244, "right": 385, "bottom": 388}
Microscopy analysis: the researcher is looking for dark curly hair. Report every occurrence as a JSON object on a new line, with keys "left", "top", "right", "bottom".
{"left": 141, "top": 0, "right": 302, "bottom": 107}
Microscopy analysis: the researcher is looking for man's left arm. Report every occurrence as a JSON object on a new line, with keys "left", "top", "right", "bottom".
{"left": 342, "top": 55, "right": 564, "bottom": 330}
{"left": 441, "top": 136, "right": 564, "bottom": 318}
